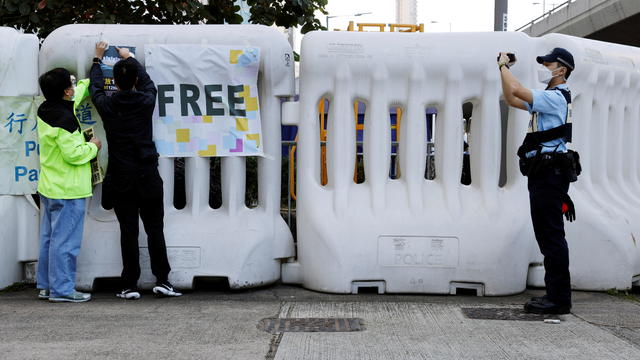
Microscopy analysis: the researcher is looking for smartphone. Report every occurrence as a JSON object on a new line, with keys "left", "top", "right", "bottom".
{"left": 497, "top": 53, "right": 517, "bottom": 63}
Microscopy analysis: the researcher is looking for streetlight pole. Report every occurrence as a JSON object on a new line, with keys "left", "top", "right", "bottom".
{"left": 494, "top": 0, "right": 508, "bottom": 31}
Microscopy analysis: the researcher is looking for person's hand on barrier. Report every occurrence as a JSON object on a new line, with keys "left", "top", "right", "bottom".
{"left": 116, "top": 47, "right": 132, "bottom": 59}
{"left": 95, "top": 41, "right": 108, "bottom": 59}
{"left": 561, "top": 193, "right": 575, "bottom": 222}
{"left": 89, "top": 136, "right": 102, "bottom": 151}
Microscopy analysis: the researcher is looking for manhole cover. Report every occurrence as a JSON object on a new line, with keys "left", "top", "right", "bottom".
{"left": 258, "top": 318, "right": 364, "bottom": 333}
{"left": 461, "top": 307, "right": 562, "bottom": 321}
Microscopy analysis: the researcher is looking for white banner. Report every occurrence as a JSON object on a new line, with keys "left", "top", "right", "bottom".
{"left": 146, "top": 44, "right": 263, "bottom": 157}
{"left": 0, "top": 93, "right": 108, "bottom": 195}
{"left": 0, "top": 96, "right": 41, "bottom": 195}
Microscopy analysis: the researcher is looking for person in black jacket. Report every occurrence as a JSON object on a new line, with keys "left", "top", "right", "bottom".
{"left": 89, "top": 41, "right": 181, "bottom": 299}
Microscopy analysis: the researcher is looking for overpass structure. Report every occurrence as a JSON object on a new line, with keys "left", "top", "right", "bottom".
{"left": 517, "top": 0, "right": 640, "bottom": 47}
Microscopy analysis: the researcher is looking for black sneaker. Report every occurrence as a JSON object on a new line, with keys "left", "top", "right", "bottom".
{"left": 524, "top": 298, "right": 571, "bottom": 315}
{"left": 117, "top": 289, "right": 141, "bottom": 300}
{"left": 529, "top": 294, "right": 548, "bottom": 303}
{"left": 152, "top": 281, "right": 182, "bottom": 297}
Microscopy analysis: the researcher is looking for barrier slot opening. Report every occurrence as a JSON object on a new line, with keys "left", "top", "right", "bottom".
{"left": 354, "top": 100, "right": 366, "bottom": 184}
{"left": 390, "top": 106, "right": 402, "bottom": 179}
{"left": 245, "top": 157, "right": 259, "bottom": 208}
{"left": 318, "top": 97, "right": 329, "bottom": 186}
{"left": 499, "top": 100, "right": 509, "bottom": 187}
{"left": 425, "top": 107, "right": 438, "bottom": 180}
{"left": 209, "top": 157, "right": 222, "bottom": 209}
{"left": 461, "top": 102, "right": 472, "bottom": 185}
{"left": 174, "top": 157, "right": 186, "bottom": 209}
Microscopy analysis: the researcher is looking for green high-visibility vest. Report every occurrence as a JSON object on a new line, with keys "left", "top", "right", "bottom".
{"left": 37, "top": 79, "right": 98, "bottom": 199}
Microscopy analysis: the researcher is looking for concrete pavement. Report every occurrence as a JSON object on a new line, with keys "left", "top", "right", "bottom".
{"left": 1, "top": 285, "right": 639, "bottom": 359}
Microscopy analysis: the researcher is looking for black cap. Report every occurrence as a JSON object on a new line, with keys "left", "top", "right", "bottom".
{"left": 536, "top": 47, "right": 575, "bottom": 70}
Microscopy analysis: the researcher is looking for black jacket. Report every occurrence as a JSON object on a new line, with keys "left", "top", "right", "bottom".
{"left": 89, "top": 57, "right": 158, "bottom": 176}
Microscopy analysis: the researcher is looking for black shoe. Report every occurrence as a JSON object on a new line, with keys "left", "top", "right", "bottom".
{"left": 529, "top": 294, "right": 548, "bottom": 304}
{"left": 153, "top": 281, "right": 182, "bottom": 297}
{"left": 524, "top": 298, "right": 571, "bottom": 315}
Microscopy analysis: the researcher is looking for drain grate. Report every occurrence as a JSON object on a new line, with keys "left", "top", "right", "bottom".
{"left": 258, "top": 318, "right": 364, "bottom": 333}
{"left": 461, "top": 307, "right": 562, "bottom": 321}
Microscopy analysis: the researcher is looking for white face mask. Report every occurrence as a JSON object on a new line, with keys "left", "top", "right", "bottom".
{"left": 538, "top": 66, "right": 560, "bottom": 84}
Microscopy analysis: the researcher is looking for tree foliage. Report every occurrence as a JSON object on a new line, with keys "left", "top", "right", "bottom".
{"left": 0, "top": 0, "right": 327, "bottom": 39}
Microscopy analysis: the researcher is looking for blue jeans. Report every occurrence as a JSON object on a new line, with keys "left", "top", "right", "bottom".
{"left": 36, "top": 195, "right": 87, "bottom": 297}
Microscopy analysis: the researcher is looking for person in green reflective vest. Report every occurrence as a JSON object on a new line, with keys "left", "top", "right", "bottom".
{"left": 36, "top": 67, "right": 102, "bottom": 303}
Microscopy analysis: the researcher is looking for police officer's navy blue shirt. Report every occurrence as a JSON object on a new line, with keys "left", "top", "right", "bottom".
{"left": 524, "top": 83, "right": 569, "bottom": 156}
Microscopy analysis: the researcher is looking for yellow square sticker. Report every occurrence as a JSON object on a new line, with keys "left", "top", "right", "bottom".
{"left": 176, "top": 129, "right": 190, "bottom": 143}
{"left": 236, "top": 118, "right": 248, "bottom": 131}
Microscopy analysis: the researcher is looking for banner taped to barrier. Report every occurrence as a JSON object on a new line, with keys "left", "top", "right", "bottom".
{"left": 0, "top": 96, "right": 41, "bottom": 195}
{"left": 146, "top": 44, "right": 263, "bottom": 157}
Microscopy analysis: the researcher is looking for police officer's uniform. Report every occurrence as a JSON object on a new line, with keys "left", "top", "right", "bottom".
{"left": 523, "top": 83, "right": 573, "bottom": 309}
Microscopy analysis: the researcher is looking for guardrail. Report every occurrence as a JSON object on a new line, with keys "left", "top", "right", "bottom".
{"left": 515, "top": 0, "right": 575, "bottom": 32}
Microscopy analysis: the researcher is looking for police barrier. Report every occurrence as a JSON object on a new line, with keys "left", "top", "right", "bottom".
{"left": 4, "top": 26, "right": 639, "bottom": 294}
{"left": 0, "top": 27, "right": 40, "bottom": 289}
{"left": 282, "top": 31, "right": 640, "bottom": 294}
{"left": 546, "top": 33, "right": 640, "bottom": 291}
{"left": 39, "top": 24, "right": 295, "bottom": 290}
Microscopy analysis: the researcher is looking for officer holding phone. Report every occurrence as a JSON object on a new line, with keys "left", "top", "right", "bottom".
{"left": 498, "top": 48, "right": 579, "bottom": 315}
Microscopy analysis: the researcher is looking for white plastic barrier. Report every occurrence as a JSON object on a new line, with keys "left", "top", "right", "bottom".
{"left": 39, "top": 24, "right": 295, "bottom": 290}
{"left": 551, "top": 33, "right": 640, "bottom": 290}
{"left": 282, "top": 31, "right": 640, "bottom": 294}
{"left": 0, "top": 27, "right": 40, "bottom": 289}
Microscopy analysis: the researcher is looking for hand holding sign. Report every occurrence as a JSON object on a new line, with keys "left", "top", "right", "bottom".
{"left": 89, "top": 136, "right": 102, "bottom": 150}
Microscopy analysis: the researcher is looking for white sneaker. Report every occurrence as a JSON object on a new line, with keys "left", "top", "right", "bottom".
{"left": 152, "top": 282, "right": 182, "bottom": 297}
{"left": 117, "top": 289, "right": 141, "bottom": 300}
{"left": 49, "top": 291, "right": 91, "bottom": 303}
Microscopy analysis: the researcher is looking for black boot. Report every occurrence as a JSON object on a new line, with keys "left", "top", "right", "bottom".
{"left": 529, "top": 294, "right": 548, "bottom": 303}
{"left": 524, "top": 297, "right": 571, "bottom": 314}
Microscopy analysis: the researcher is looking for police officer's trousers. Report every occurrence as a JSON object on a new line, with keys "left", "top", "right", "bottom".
{"left": 528, "top": 170, "right": 571, "bottom": 306}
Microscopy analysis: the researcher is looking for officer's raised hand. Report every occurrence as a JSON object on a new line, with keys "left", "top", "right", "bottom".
{"left": 497, "top": 52, "right": 517, "bottom": 69}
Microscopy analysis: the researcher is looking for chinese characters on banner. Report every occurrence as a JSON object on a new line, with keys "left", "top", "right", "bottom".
{"left": 145, "top": 44, "right": 263, "bottom": 157}
{"left": 0, "top": 96, "right": 42, "bottom": 194}
{"left": 75, "top": 103, "right": 96, "bottom": 126}
{"left": 75, "top": 97, "right": 108, "bottom": 184}
{"left": 0, "top": 93, "right": 107, "bottom": 195}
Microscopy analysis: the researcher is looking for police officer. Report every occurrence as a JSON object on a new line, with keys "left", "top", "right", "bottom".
{"left": 498, "top": 48, "right": 576, "bottom": 315}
